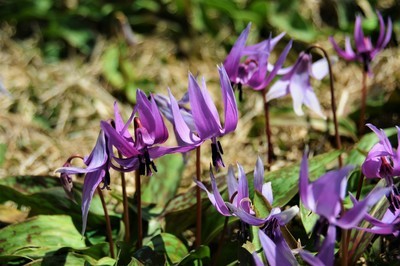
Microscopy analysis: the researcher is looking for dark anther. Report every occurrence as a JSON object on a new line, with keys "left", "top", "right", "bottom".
{"left": 217, "top": 140, "right": 224, "bottom": 155}
{"left": 211, "top": 142, "right": 224, "bottom": 168}
{"left": 101, "top": 171, "right": 111, "bottom": 190}
{"left": 139, "top": 150, "right": 157, "bottom": 176}
{"left": 238, "top": 83, "right": 243, "bottom": 102}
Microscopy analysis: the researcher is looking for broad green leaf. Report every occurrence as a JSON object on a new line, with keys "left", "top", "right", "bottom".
{"left": 142, "top": 154, "right": 184, "bottom": 213}
{"left": 177, "top": 245, "right": 210, "bottom": 265}
{"left": 101, "top": 45, "right": 124, "bottom": 88}
{"left": 146, "top": 233, "right": 188, "bottom": 264}
{"left": 0, "top": 176, "right": 119, "bottom": 234}
{"left": 0, "top": 215, "right": 85, "bottom": 258}
{"left": 300, "top": 201, "right": 319, "bottom": 238}
{"left": 253, "top": 190, "right": 271, "bottom": 218}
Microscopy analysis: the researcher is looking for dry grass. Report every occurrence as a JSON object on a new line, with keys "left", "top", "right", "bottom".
{"left": 0, "top": 22, "right": 399, "bottom": 192}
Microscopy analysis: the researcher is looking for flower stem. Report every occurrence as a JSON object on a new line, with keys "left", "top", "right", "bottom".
{"left": 211, "top": 216, "right": 229, "bottom": 266}
{"left": 262, "top": 88, "right": 273, "bottom": 169}
{"left": 306, "top": 45, "right": 342, "bottom": 167}
{"left": 97, "top": 187, "right": 115, "bottom": 258}
{"left": 355, "top": 173, "right": 365, "bottom": 200}
{"left": 135, "top": 170, "right": 143, "bottom": 249}
{"left": 358, "top": 70, "right": 368, "bottom": 135}
{"left": 118, "top": 151, "right": 130, "bottom": 243}
{"left": 195, "top": 146, "right": 202, "bottom": 247}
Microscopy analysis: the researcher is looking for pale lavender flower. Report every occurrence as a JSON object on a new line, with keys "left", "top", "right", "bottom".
{"left": 223, "top": 23, "right": 292, "bottom": 98}
{"left": 329, "top": 11, "right": 392, "bottom": 73}
{"left": 266, "top": 52, "right": 328, "bottom": 118}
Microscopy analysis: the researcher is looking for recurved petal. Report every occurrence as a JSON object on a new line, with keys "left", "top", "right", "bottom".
{"left": 226, "top": 202, "right": 265, "bottom": 226}
{"left": 195, "top": 166, "right": 231, "bottom": 216}
{"left": 258, "top": 230, "right": 297, "bottom": 266}
{"left": 354, "top": 15, "right": 366, "bottom": 52}
{"left": 188, "top": 73, "right": 221, "bottom": 139}
{"left": 219, "top": 65, "right": 238, "bottom": 134}
{"left": 223, "top": 23, "right": 251, "bottom": 80}
{"left": 101, "top": 121, "right": 140, "bottom": 157}
{"left": 299, "top": 151, "right": 315, "bottom": 211}
{"left": 329, "top": 36, "right": 356, "bottom": 61}
{"left": 335, "top": 188, "right": 389, "bottom": 229}
{"left": 303, "top": 88, "right": 326, "bottom": 119}
{"left": 81, "top": 169, "right": 105, "bottom": 234}
{"left": 237, "top": 163, "right": 250, "bottom": 213}
{"left": 310, "top": 58, "right": 329, "bottom": 80}
{"left": 227, "top": 165, "right": 238, "bottom": 203}
{"left": 316, "top": 224, "right": 336, "bottom": 266}
{"left": 253, "top": 156, "right": 264, "bottom": 193}
{"left": 263, "top": 40, "right": 293, "bottom": 87}
{"left": 272, "top": 206, "right": 299, "bottom": 225}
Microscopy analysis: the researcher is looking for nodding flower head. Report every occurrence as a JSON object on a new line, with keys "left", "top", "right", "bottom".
{"left": 223, "top": 23, "right": 292, "bottom": 99}
{"left": 330, "top": 11, "right": 392, "bottom": 73}
{"left": 156, "top": 65, "right": 238, "bottom": 170}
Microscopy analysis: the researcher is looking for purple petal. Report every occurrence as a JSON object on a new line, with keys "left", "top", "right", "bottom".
{"left": 227, "top": 165, "right": 238, "bottom": 203}
{"left": 335, "top": 188, "right": 390, "bottom": 229}
{"left": 226, "top": 202, "right": 265, "bottom": 226}
{"left": 317, "top": 224, "right": 336, "bottom": 266}
{"left": 101, "top": 121, "right": 140, "bottom": 157}
{"left": 223, "top": 23, "right": 251, "bottom": 81}
{"left": 299, "top": 251, "right": 325, "bottom": 266}
{"left": 195, "top": 166, "right": 231, "bottom": 216}
{"left": 188, "top": 73, "right": 221, "bottom": 139}
{"left": 81, "top": 170, "right": 105, "bottom": 234}
{"left": 253, "top": 156, "right": 264, "bottom": 193}
{"left": 354, "top": 15, "right": 366, "bottom": 52}
{"left": 262, "top": 182, "right": 274, "bottom": 206}
{"left": 266, "top": 78, "right": 290, "bottom": 102}
{"left": 218, "top": 65, "right": 238, "bottom": 134}
{"left": 258, "top": 230, "right": 297, "bottom": 266}
{"left": 299, "top": 151, "right": 315, "bottom": 211}
{"left": 263, "top": 40, "right": 293, "bottom": 87}
{"left": 168, "top": 88, "right": 201, "bottom": 146}
{"left": 272, "top": 206, "right": 299, "bottom": 225}
{"left": 329, "top": 36, "right": 356, "bottom": 61}
{"left": 237, "top": 163, "right": 250, "bottom": 213}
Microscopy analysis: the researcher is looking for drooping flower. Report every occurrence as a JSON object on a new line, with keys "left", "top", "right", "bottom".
{"left": 196, "top": 157, "right": 298, "bottom": 265}
{"left": 329, "top": 11, "right": 392, "bottom": 73}
{"left": 157, "top": 65, "right": 238, "bottom": 169}
{"left": 56, "top": 130, "right": 112, "bottom": 234}
{"left": 266, "top": 52, "right": 328, "bottom": 118}
{"left": 223, "top": 23, "right": 292, "bottom": 97}
{"left": 299, "top": 152, "right": 389, "bottom": 265}
{"left": 101, "top": 90, "right": 194, "bottom": 176}
{"left": 362, "top": 123, "right": 400, "bottom": 213}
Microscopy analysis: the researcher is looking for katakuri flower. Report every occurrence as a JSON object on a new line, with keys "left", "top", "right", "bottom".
{"left": 266, "top": 52, "right": 328, "bottom": 118}
{"left": 56, "top": 130, "right": 112, "bottom": 234}
{"left": 329, "top": 11, "right": 392, "bottom": 73}
{"left": 156, "top": 65, "right": 238, "bottom": 169}
{"left": 101, "top": 90, "right": 194, "bottom": 176}
{"left": 223, "top": 23, "right": 292, "bottom": 98}
{"left": 362, "top": 123, "right": 400, "bottom": 213}
{"left": 299, "top": 152, "right": 389, "bottom": 266}
{"left": 196, "top": 157, "right": 298, "bottom": 265}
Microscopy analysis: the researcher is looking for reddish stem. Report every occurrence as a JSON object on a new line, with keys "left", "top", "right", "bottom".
{"left": 135, "top": 170, "right": 142, "bottom": 249}
{"left": 97, "top": 187, "right": 115, "bottom": 258}
{"left": 195, "top": 146, "right": 202, "bottom": 247}
{"left": 262, "top": 89, "right": 273, "bottom": 170}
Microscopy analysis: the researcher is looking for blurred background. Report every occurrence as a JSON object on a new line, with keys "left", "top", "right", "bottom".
{"left": 0, "top": 0, "right": 399, "bottom": 182}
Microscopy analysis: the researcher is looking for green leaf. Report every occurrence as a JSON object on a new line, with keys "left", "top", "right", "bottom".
{"left": 177, "top": 245, "right": 210, "bottom": 265}
{"left": 146, "top": 233, "right": 188, "bottom": 264}
{"left": 142, "top": 154, "right": 184, "bottom": 213}
{"left": 0, "top": 215, "right": 85, "bottom": 258}
{"left": 300, "top": 201, "right": 319, "bottom": 237}
{"left": 265, "top": 150, "right": 342, "bottom": 207}
{"left": 253, "top": 190, "right": 271, "bottom": 218}
{"left": 101, "top": 46, "right": 124, "bottom": 88}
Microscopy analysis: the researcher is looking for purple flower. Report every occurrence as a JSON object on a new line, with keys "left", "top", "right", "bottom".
{"left": 56, "top": 130, "right": 112, "bottom": 234}
{"left": 101, "top": 90, "right": 193, "bottom": 176}
{"left": 329, "top": 11, "right": 392, "bottom": 73}
{"left": 266, "top": 52, "right": 328, "bottom": 118}
{"left": 362, "top": 123, "right": 400, "bottom": 213}
{"left": 223, "top": 23, "right": 292, "bottom": 97}
{"left": 362, "top": 123, "right": 400, "bottom": 180}
{"left": 196, "top": 157, "right": 298, "bottom": 265}
{"left": 158, "top": 65, "right": 238, "bottom": 169}
{"left": 299, "top": 152, "right": 389, "bottom": 265}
